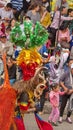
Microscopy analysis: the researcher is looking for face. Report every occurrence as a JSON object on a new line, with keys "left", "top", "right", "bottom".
{"left": 0, "top": 37, "right": 7, "bottom": 43}
{"left": 11, "top": 19, "right": 16, "bottom": 27}
{"left": 7, "top": 59, "right": 13, "bottom": 68}
{"left": 53, "top": 85, "right": 59, "bottom": 92}
{"left": 69, "top": 11, "right": 73, "bottom": 17}
{"left": 62, "top": 8, "right": 68, "bottom": 15}
{"left": 7, "top": 7, "right": 12, "bottom": 11}
{"left": 63, "top": 28, "right": 67, "bottom": 32}
{"left": 4, "top": 21, "right": 9, "bottom": 27}
{"left": 25, "top": 18, "right": 31, "bottom": 22}
{"left": 12, "top": 9, "right": 17, "bottom": 14}
{"left": 35, "top": 6, "right": 40, "bottom": 12}
{"left": 68, "top": 60, "right": 73, "bottom": 67}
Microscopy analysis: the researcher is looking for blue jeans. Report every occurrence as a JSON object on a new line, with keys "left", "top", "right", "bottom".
{"left": 10, "top": 79, "right": 16, "bottom": 85}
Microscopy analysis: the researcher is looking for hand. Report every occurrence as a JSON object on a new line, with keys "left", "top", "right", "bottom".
{"left": 61, "top": 37, "right": 67, "bottom": 42}
{"left": 64, "top": 88, "right": 69, "bottom": 94}
{"left": 54, "top": 105, "right": 58, "bottom": 107}
{"left": 63, "top": 50, "right": 70, "bottom": 54}
{"left": 4, "top": 17, "right": 10, "bottom": 21}
{"left": 67, "top": 89, "right": 73, "bottom": 95}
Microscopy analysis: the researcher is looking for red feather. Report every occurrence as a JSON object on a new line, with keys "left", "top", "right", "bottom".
{"left": 0, "top": 54, "right": 16, "bottom": 130}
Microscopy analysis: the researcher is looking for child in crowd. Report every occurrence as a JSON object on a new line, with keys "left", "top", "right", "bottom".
{"left": 48, "top": 83, "right": 68, "bottom": 126}
{"left": 57, "top": 23, "right": 70, "bottom": 48}
{"left": 24, "top": 16, "right": 31, "bottom": 22}
{"left": 9, "top": 18, "right": 16, "bottom": 30}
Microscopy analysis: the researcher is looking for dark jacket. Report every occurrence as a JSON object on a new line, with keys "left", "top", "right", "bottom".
{"left": 7, "top": 64, "right": 16, "bottom": 79}
{"left": 60, "top": 69, "right": 73, "bottom": 90}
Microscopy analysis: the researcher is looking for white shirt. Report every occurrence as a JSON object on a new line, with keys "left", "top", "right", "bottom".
{"left": 0, "top": 7, "right": 13, "bottom": 19}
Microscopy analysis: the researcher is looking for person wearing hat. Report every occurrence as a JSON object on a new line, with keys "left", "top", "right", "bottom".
{"left": 59, "top": 59, "right": 73, "bottom": 123}
{"left": 0, "top": 31, "right": 13, "bottom": 55}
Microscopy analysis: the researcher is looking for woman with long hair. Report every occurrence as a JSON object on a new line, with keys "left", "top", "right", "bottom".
{"left": 26, "top": 2, "right": 41, "bottom": 24}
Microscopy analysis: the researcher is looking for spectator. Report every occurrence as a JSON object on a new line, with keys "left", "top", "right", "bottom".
{"left": 55, "top": 0, "right": 69, "bottom": 11}
{"left": 48, "top": 83, "right": 68, "bottom": 126}
{"left": 23, "top": 0, "right": 31, "bottom": 13}
{"left": 11, "top": 0, "right": 23, "bottom": 12}
{"left": 40, "top": 6, "right": 51, "bottom": 29}
{"left": 57, "top": 23, "right": 70, "bottom": 48}
{"left": 0, "top": 3, "right": 13, "bottom": 20}
{"left": 26, "top": 2, "right": 40, "bottom": 24}
{"left": 0, "top": 32, "right": 13, "bottom": 56}
{"left": 6, "top": 56, "right": 17, "bottom": 85}
{"left": 38, "top": 86, "right": 49, "bottom": 115}
{"left": 63, "top": 8, "right": 73, "bottom": 34}
{"left": 0, "top": 32, "right": 13, "bottom": 84}
{"left": 9, "top": 18, "right": 16, "bottom": 30}
{"left": 11, "top": 0, "right": 23, "bottom": 21}
{"left": 49, "top": 6, "right": 73, "bottom": 46}
{"left": 59, "top": 59, "right": 73, "bottom": 124}
{"left": 68, "top": 9, "right": 73, "bottom": 34}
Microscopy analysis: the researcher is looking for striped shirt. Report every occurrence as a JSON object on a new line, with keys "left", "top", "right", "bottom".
{"left": 0, "top": 0, "right": 10, "bottom": 6}
{"left": 10, "top": 0, "right": 23, "bottom": 11}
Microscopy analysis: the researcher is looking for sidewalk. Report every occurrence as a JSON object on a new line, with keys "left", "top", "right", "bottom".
{"left": 24, "top": 113, "right": 73, "bottom": 130}
{"left": 43, "top": 100, "right": 69, "bottom": 114}
{"left": 24, "top": 101, "right": 73, "bottom": 130}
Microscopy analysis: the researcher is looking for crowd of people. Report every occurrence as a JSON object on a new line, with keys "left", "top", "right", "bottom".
{"left": 0, "top": 0, "right": 73, "bottom": 127}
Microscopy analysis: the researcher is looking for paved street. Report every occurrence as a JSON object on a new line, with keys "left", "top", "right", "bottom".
{"left": 24, "top": 113, "right": 73, "bottom": 130}
{"left": 24, "top": 101, "right": 73, "bottom": 130}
